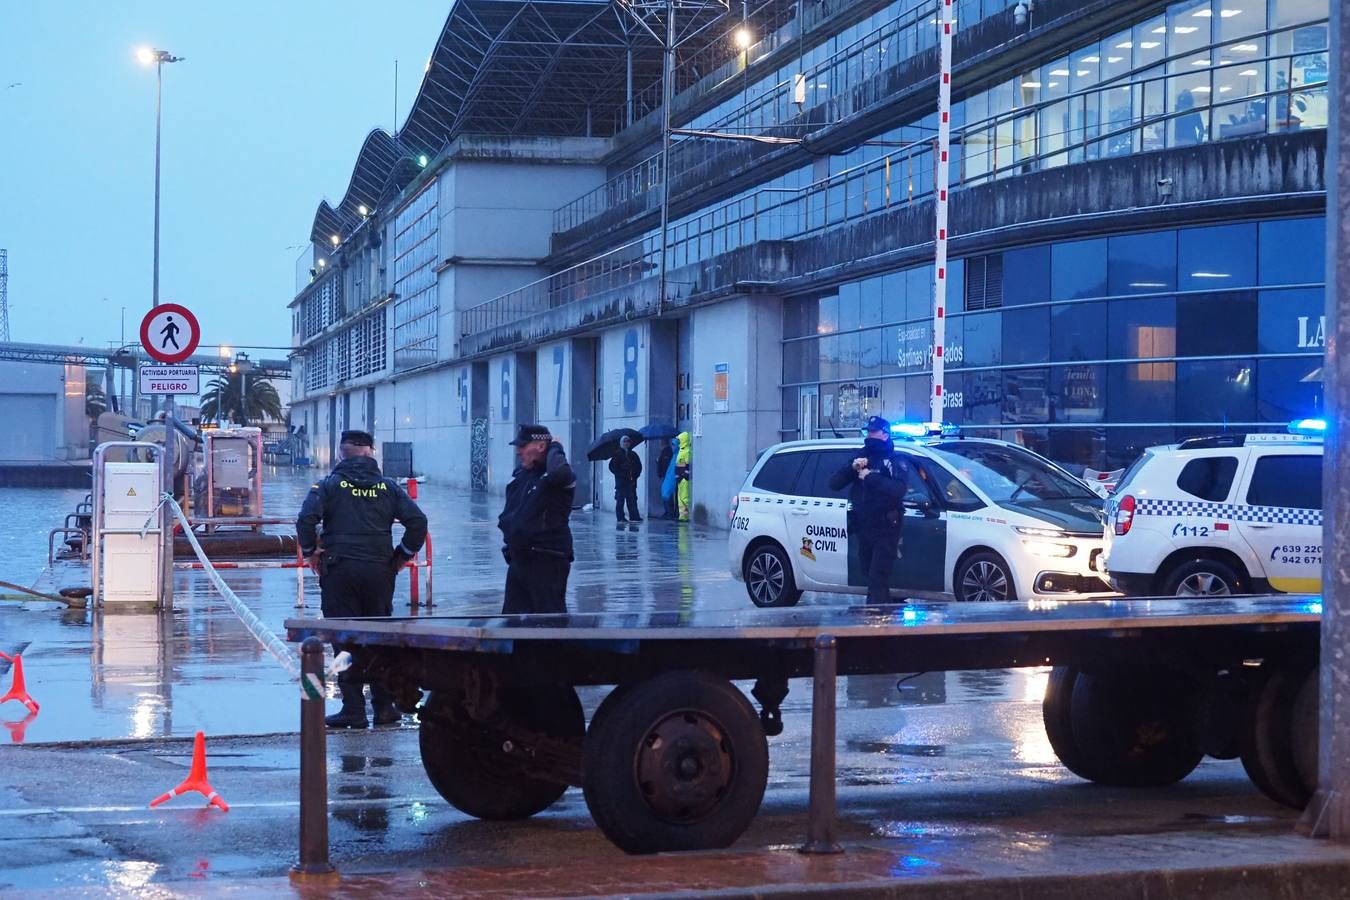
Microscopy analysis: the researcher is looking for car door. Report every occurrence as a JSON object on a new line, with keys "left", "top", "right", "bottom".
{"left": 792, "top": 449, "right": 857, "bottom": 590}
{"left": 887, "top": 455, "right": 949, "bottom": 598}
{"left": 1234, "top": 451, "right": 1323, "bottom": 593}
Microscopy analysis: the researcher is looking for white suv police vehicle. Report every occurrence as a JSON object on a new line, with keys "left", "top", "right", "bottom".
{"left": 1102, "top": 422, "right": 1324, "bottom": 597}
{"left": 729, "top": 431, "right": 1115, "bottom": 606}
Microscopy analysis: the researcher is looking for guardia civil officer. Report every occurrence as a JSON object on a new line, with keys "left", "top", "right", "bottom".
{"left": 296, "top": 430, "right": 427, "bottom": 728}
{"left": 498, "top": 425, "right": 576, "bottom": 614}
{"left": 829, "top": 416, "right": 908, "bottom": 605}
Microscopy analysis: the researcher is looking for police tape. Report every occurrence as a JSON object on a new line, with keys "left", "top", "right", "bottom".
{"left": 149, "top": 494, "right": 350, "bottom": 696}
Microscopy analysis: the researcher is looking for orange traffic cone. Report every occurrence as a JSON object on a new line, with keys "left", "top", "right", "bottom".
{"left": 0, "top": 652, "right": 39, "bottom": 715}
{"left": 150, "top": 731, "right": 229, "bottom": 812}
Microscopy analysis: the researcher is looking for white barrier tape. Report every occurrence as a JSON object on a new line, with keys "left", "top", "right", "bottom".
{"left": 162, "top": 493, "right": 302, "bottom": 680}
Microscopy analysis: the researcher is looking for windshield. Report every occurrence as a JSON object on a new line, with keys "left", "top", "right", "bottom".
{"left": 930, "top": 442, "right": 1098, "bottom": 502}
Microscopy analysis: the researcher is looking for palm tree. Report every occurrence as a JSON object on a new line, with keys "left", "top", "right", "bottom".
{"left": 85, "top": 371, "right": 107, "bottom": 419}
{"left": 200, "top": 371, "right": 283, "bottom": 425}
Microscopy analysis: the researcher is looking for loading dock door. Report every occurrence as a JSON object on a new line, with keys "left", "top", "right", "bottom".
{"left": 0, "top": 395, "right": 56, "bottom": 460}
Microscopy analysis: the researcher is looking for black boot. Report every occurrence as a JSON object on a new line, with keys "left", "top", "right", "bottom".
{"left": 371, "top": 685, "right": 401, "bottom": 726}
{"left": 325, "top": 683, "right": 368, "bottom": 729}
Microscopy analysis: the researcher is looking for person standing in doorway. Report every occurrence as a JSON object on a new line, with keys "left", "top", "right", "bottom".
{"left": 674, "top": 431, "right": 693, "bottom": 522}
{"left": 498, "top": 425, "right": 576, "bottom": 614}
{"left": 297, "top": 430, "right": 428, "bottom": 728}
{"left": 609, "top": 435, "right": 643, "bottom": 523}
{"left": 829, "top": 416, "right": 908, "bottom": 605}
{"left": 656, "top": 438, "right": 677, "bottom": 519}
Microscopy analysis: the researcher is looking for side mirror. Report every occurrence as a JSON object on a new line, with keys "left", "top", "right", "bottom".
{"left": 920, "top": 500, "right": 939, "bottom": 518}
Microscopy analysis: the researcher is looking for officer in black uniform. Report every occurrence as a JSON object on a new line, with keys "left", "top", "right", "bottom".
{"left": 296, "top": 430, "right": 427, "bottom": 728}
{"left": 829, "top": 416, "right": 908, "bottom": 604}
{"left": 498, "top": 424, "right": 575, "bottom": 614}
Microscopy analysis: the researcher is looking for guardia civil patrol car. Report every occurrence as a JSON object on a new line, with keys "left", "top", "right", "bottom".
{"left": 1102, "top": 420, "right": 1325, "bottom": 597}
{"left": 729, "top": 427, "right": 1115, "bottom": 606}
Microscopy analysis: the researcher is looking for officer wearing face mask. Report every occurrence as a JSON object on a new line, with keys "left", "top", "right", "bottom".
{"left": 829, "top": 416, "right": 908, "bottom": 604}
{"left": 498, "top": 425, "right": 576, "bottom": 614}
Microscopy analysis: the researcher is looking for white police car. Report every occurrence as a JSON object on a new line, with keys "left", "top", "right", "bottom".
{"left": 728, "top": 427, "right": 1115, "bottom": 606}
{"left": 1102, "top": 420, "right": 1325, "bottom": 597}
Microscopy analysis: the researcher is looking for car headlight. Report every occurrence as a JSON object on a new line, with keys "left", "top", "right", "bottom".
{"left": 1015, "top": 525, "right": 1066, "bottom": 539}
{"left": 1022, "top": 539, "right": 1076, "bottom": 558}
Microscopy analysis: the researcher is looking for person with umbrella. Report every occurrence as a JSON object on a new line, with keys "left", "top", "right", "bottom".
{"left": 498, "top": 425, "right": 576, "bottom": 614}
{"left": 608, "top": 435, "right": 643, "bottom": 523}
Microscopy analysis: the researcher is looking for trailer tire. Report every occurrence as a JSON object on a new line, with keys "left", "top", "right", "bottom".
{"left": 1042, "top": 666, "right": 1107, "bottom": 782}
{"left": 582, "top": 671, "right": 768, "bottom": 854}
{"left": 1064, "top": 668, "right": 1204, "bottom": 787}
{"left": 419, "top": 684, "right": 584, "bottom": 821}
{"left": 1241, "top": 666, "right": 1318, "bottom": 809}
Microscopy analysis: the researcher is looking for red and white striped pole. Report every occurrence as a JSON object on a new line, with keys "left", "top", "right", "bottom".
{"left": 406, "top": 478, "right": 420, "bottom": 607}
{"left": 930, "top": 0, "right": 955, "bottom": 425}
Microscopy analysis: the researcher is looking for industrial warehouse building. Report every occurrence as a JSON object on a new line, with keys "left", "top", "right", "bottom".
{"left": 289, "top": 0, "right": 1328, "bottom": 525}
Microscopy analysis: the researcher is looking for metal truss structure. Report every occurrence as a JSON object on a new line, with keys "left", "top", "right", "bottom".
{"left": 0, "top": 341, "right": 291, "bottom": 380}
{"left": 312, "top": 0, "right": 739, "bottom": 248}
{"left": 0, "top": 250, "right": 8, "bottom": 342}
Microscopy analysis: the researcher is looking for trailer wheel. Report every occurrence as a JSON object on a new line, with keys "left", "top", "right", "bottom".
{"left": 1054, "top": 668, "right": 1203, "bottom": 787}
{"left": 1241, "top": 666, "right": 1318, "bottom": 809}
{"left": 1042, "top": 666, "right": 1107, "bottom": 782}
{"left": 582, "top": 671, "right": 768, "bottom": 854}
{"left": 419, "top": 684, "right": 583, "bottom": 820}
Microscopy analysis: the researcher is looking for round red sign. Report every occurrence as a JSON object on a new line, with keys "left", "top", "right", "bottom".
{"left": 139, "top": 303, "right": 201, "bottom": 364}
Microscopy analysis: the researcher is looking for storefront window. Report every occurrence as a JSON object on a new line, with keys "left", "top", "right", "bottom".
{"left": 818, "top": 294, "right": 839, "bottom": 334}
{"left": 1176, "top": 358, "right": 1256, "bottom": 422}
{"left": 1178, "top": 223, "right": 1258, "bottom": 290}
{"left": 1108, "top": 296, "right": 1177, "bottom": 359}
{"left": 1108, "top": 230, "right": 1177, "bottom": 295}
{"left": 860, "top": 275, "right": 886, "bottom": 327}
{"left": 838, "top": 280, "right": 862, "bottom": 332}
{"left": 963, "top": 312, "right": 1003, "bottom": 367}
{"left": 1003, "top": 307, "right": 1050, "bottom": 365}
{"left": 1052, "top": 365, "right": 1107, "bottom": 422}
{"left": 1002, "top": 245, "right": 1050, "bottom": 305}
{"left": 1051, "top": 238, "right": 1108, "bottom": 300}
{"left": 1259, "top": 217, "right": 1325, "bottom": 284}
{"left": 1258, "top": 287, "right": 1325, "bottom": 353}
{"left": 1051, "top": 301, "right": 1109, "bottom": 361}
{"left": 964, "top": 370, "right": 1003, "bottom": 424}
{"left": 1004, "top": 368, "right": 1051, "bottom": 422}
{"left": 906, "top": 265, "right": 934, "bottom": 321}
{"left": 1108, "top": 363, "right": 1176, "bottom": 422}
{"left": 1256, "top": 356, "right": 1323, "bottom": 421}
{"left": 1177, "top": 292, "right": 1257, "bottom": 356}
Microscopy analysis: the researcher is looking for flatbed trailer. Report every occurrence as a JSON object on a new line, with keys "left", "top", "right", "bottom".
{"left": 287, "top": 597, "right": 1322, "bottom": 854}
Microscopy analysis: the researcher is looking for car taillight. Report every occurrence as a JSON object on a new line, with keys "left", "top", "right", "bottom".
{"left": 729, "top": 495, "right": 740, "bottom": 522}
{"left": 1114, "top": 495, "right": 1136, "bottom": 536}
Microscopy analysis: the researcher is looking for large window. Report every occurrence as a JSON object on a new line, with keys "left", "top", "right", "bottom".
{"left": 1177, "top": 292, "right": 1257, "bottom": 356}
{"left": 1246, "top": 455, "right": 1322, "bottom": 509}
{"left": 1109, "top": 231, "right": 1177, "bottom": 295}
{"left": 391, "top": 184, "right": 439, "bottom": 371}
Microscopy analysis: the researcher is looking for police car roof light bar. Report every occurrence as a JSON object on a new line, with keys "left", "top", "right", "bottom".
{"left": 1289, "top": 418, "right": 1327, "bottom": 436}
{"left": 888, "top": 421, "right": 961, "bottom": 440}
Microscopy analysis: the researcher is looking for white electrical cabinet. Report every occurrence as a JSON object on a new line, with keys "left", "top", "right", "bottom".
{"left": 96, "top": 459, "right": 163, "bottom": 606}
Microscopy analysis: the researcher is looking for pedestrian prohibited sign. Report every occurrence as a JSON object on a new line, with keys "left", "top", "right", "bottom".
{"left": 139, "top": 302, "right": 201, "bottom": 364}
{"left": 139, "top": 363, "right": 200, "bottom": 396}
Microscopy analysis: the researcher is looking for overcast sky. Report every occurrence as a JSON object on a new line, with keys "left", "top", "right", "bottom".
{"left": 0, "top": 2, "right": 448, "bottom": 353}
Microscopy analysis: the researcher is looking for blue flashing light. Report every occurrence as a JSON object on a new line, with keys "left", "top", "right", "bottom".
{"left": 1288, "top": 418, "right": 1326, "bottom": 436}
{"left": 889, "top": 421, "right": 961, "bottom": 440}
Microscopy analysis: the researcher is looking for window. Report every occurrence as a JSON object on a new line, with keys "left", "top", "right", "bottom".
{"left": 1258, "top": 287, "right": 1325, "bottom": 353}
{"left": 1176, "top": 359, "right": 1256, "bottom": 422}
{"left": 1177, "top": 456, "right": 1239, "bottom": 502}
{"left": 1177, "top": 292, "right": 1257, "bottom": 356}
{"left": 1004, "top": 368, "right": 1051, "bottom": 422}
{"left": 1109, "top": 231, "right": 1177, "bottom": 295}
{"left": 905, "top": 265, "right": 933, "bottom": 321}
{"left": 1257, "top": 357, "right": 1323, "bottom": 422}
{"left": 1108, "top": 362, "right": 1176, "bottom": 423}
{"left": 1002, "top": 245, "right": 1050, "bottom": 305}
{"left": 1178, "top": 223, "right": 1258, "bottom": 290}
{"left": 1003, "top": 307, "right": 1050, "bottom": 365}
{"left": 838, "top": 281, "right": 862, "bottom": 332}
{"left": 799, "top": 450, "right": 858, "bottom": 499}
{"left": 753, "top": 451, "right": 807, "bottom": 494}
{"left": 1259, "top": 218, "right": 1325, "bottom": 285}
{"left": 1108, "top": 297, "right": 1177, "bottom": 359}
{"left": 860, "top": 276, "right": 885, "bottom": 328}
{"left": 1246, "top": 455, "right": 1322, "bottom": 509}
{"left": 916, "top": 459, "right": 984, "bottom": 512}
{"left": 964, "top": 254, "right": 1004, "bottom": 310}
{"left": 1052, "top": 365, "right": 1107, "bottom": 423}
{"left": 963, "top": 312, "right": 1002, "bottom": 367}
{"left": 1051, "top": 239, "right": 1108, "bottom": 299}
{"left": 1051, "top": 301, "right": 1108, "bottom": 361}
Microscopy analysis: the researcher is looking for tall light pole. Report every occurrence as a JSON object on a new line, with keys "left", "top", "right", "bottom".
{"left": 136, "top": 47, "right": 183, "bottom": 309}
{"left": 232, "top": 352, "right": 254, "bottom": 426}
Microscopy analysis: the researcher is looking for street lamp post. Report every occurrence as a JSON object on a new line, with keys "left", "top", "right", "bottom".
{"left": 233, "top": 353, "right": 254, "bottom": 426}
{"left": 137, "top": 47, "right": 183, "bottom": 310}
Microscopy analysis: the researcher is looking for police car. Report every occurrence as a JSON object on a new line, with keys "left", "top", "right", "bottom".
{"left": 1102, "top": 420, "right": 1325, "bottom": 597}
{"left": 728, "top": 426, "right": 1115, "bottom": 606}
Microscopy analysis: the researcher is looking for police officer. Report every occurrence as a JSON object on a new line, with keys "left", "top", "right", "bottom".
{"left": 296, "top": 430, "right": 427, "bottom": 728}
{"left": 829, "top": 416, "right": 908, "bottom": 605}
{"left": 498, "top": 425, "right": 575, "bottom": 614}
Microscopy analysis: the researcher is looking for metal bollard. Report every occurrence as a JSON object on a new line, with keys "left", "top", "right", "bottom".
{"left": 800, "top": 633, "right": 843, "bottom": 854}
{"left": 291, "top": 638, "right": 335, "bottom": 877}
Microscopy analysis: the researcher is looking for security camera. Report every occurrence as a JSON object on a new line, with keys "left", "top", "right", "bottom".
{"left": 1157, "top": 176, "right": 1174, "bottom": 201}
{"left": 1014, "top": 0, "right": 1032, "bottom": 27}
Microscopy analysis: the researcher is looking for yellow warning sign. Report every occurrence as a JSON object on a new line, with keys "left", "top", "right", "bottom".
{"left": 127, "top": 487, "right": 137, "bottom": 496}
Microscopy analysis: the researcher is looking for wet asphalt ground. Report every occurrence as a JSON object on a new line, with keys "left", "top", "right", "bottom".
{"left": 0, "top": 469, "right": 1340, "bottom": 895}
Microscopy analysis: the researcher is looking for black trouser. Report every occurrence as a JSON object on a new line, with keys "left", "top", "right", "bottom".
{"left": 857, "top": 528, "right": 902, "bottom": 605}
{"left": 320, "top": 556, "right": 397, "bottom": 707}
{"left": 503, "top": 551, "right": 571, "bottom": 614}
{"left": 615, "top": 479, "right": 641, "bottom": 521}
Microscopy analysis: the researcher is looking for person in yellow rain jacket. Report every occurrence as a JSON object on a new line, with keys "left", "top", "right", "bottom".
{"left": 675, "top": 431, "right": 692, "bottom": 522}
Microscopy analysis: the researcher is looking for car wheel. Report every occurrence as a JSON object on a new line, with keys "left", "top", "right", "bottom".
{"left": 1162, "top": 558, "right": 1245, "bottom": 598}
{"left": 955, "top": 551, "right": 1016, "bottom": 602}
{"left": 743, "top": 542, "right": 801, "bottom": 608}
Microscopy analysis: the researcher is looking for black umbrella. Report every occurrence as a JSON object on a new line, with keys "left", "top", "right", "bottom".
{"left": 639, "top": 422, "right": 679, "bottom": 441}
{"left": 586, "top": 427, "right": 645, "bottom": 461}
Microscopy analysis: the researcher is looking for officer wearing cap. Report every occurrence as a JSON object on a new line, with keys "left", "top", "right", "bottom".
{"left": 498, "top": 424, "right": 576, "bottom": 614}
{"left": 297, "top": 430, "right": 427, "bottom": 728}
{"left": 829, "top": 415, "right": 908, "bottom": 604}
